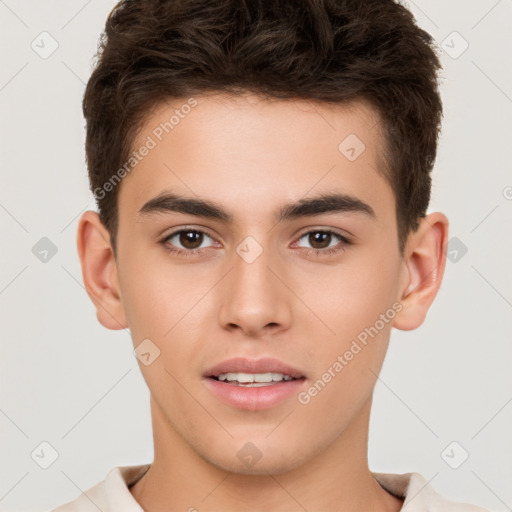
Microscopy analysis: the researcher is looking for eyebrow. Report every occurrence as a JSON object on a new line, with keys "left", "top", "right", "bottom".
{"left": 138, "top": 191, "right": 376, "bottom": 224}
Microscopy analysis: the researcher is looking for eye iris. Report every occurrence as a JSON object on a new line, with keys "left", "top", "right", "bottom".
{"left": 309, "top": 231, "right": 331, "bottom": 249}
{"left": 172, "top": 231, "right": 339, "bottom": 252}
{"left": 180, "top": 231, "right": 203, "bottom": 249}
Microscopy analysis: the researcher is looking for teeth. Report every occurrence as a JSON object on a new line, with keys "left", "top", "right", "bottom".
{"left": 217, "top": 372, "right": 294, "bottom": 383}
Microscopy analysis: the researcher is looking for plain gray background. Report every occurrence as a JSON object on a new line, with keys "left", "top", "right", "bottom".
{"left": 1, "top": 1, "right": 511, "bottom": 511}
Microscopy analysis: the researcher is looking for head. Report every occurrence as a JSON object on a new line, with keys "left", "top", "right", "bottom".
{"left": 77, "top": 0, "right": 449, "bottom": 475}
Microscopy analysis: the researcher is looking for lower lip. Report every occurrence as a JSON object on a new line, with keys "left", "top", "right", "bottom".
{"left": 203, "top": 377, "right": 306, "bottom": 411}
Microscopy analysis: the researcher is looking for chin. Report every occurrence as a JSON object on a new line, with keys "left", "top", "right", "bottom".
{"left": 208, "top": 453, "right": 304, "bottom": 476}
{"left": 197, "top": 436, "right": 312, "bottom": 476}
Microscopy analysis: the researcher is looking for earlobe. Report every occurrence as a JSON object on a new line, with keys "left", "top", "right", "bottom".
{"left": 76, "top": 210, "right": 128, "bottom": 330}
{"left": 393, "top": 212, "right": 449, "bottom": 331}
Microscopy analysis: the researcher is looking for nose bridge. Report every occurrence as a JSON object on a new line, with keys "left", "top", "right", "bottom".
{"left": 233, "top": 238, "right": 275, "bottom": 295}
{"left": 217, "top": 234, "right": 291, "bottom": 334}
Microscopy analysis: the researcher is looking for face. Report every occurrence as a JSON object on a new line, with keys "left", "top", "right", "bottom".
{"left": 109, "top": 93, "right": 408, "bottom": 474}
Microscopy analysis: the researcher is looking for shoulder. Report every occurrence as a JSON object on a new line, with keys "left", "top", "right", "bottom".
{"left": 50, "top": 478, "right": 108, "bottom": 512}
{"left": 372, "top": 471, "right": 491, "bottom": 511}
{"left": 49, "top": 464, "right": 151, "bottom": 512}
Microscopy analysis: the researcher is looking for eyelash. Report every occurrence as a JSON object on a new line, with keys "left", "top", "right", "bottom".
{"left": 159, "top": 227, "right": 351, "bottom": 258}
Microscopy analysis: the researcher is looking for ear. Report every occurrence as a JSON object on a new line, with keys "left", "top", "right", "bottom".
{"left": 393, "top": 212, "right": 449, "bottom": 331}
{"left": 76, "top": 210, "right": 127, "bottom": 330}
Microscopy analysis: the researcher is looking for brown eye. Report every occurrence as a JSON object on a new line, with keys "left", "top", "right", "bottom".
{"left": 297, "top": 230, "right": 347, "bottom": 250}
{"left": 307, "top": 231, "right": 333, "bottom": 249}
{"left": 178, "top": 231, "right": 204, "bottom": 249}
{"left": 162, "top": 229, "right": 216, "bottom": 254}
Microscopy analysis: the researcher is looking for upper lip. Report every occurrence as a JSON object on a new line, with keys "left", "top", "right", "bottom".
{"left": 204, "top": 357, "right": 305, "bottom": 379}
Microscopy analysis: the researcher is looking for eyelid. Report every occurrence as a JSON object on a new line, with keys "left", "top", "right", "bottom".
{"left": 162, "top": 224, "right": 216, "bottom": 236}
{"left": 294, "top": 225, "right": 352, "bottom": 240}
{"left": 160, "top": 225, "right": 353, "bottom": 255}
{"left": 161, "top": 225, "right": 219, "bottom": 246}
{"left": 292, "top": 228, "right": 351, "bottom": 250}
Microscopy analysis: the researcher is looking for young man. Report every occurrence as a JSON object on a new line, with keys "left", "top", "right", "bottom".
{"left": 53, "top": 0, "right": 489, "bottom": 510}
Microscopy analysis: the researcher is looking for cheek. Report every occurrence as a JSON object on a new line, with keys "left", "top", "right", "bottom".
{"left": 294, "top": 281, "right": 397, "bottom": 440}
{"left": 303, "top": 251, "right": 399, "bottom": 342}
{"left": 119, "top": 275, "right": 169, "bottom": 343}
{"left": 118, "top": 254, "right": 217, "bottom": 397}
{"left": 296, "top": 244, "right": 401, "bottom": 404}
{"left": 118, "top": 247, "right": 203, "bottom": 341}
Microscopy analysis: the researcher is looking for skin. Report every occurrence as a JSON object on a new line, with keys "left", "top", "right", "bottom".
{"left": 77, "top": 92, "right": 449, "bottom": 512}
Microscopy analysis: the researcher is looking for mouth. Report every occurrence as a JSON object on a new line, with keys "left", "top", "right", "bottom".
{"left": 202, "top": 357, "right": 307, "bottom": 410}
{"left": 208, "top": 372, "right": 304, "bottom": 387}
{"left": 204, "top": 356, "right": 306, "bottom": 382}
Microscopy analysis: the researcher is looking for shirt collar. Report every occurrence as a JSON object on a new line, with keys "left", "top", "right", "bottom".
{"left": 100, "top": 464, "right": 485, "bottom": 512}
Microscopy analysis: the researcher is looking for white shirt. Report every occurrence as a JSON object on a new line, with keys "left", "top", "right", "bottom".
{"left": 50, "top": 464, "right": 490, "bottom": 511}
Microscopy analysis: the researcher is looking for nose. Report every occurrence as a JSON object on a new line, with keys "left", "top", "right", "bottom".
{"left": 217, "top": 240, "right": 292, "bottom": 338}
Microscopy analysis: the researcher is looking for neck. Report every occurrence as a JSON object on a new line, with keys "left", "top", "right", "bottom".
{"left": 130, "top": 395, "right": 403, "bottom": 512}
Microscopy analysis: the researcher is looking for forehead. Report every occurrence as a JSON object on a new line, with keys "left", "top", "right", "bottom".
{"left": 119, "top": 92, "right": 393, "bottom": 227}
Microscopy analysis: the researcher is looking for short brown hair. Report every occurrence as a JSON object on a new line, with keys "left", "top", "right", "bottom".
{"left": 82, "top": 0, "right": 443, "bottom": 258}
